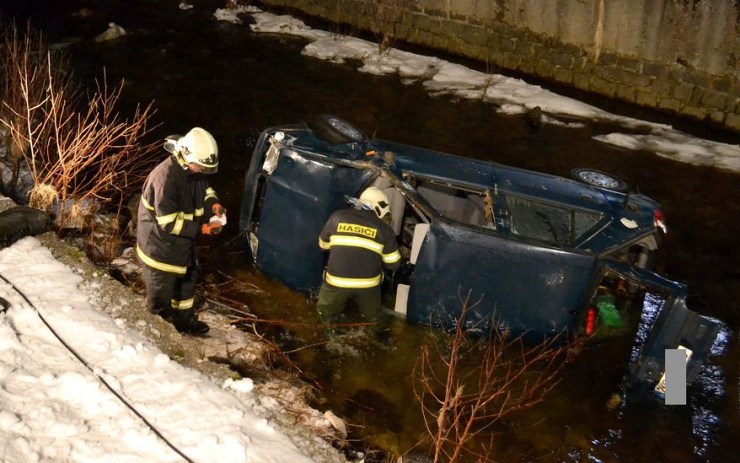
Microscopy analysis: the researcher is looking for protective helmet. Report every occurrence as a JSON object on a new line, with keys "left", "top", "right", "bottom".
{"left": 175, "top": 127, "right": 218, "bottom": 174}
{"left": 359, "top": 187, "right": 391, "bottom": 219}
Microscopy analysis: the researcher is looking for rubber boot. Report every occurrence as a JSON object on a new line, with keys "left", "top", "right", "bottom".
{"left": 318, "top": 314, "right": 340, "bottom": 339}
{"left": 172, "top": 309, "right": 209, "bottom": 336}
{"left": 151, "top": 306, "right": 173, "bottom": 321}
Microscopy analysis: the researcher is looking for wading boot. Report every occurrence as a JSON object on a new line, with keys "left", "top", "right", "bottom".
{"left": 173, "top": 309, "right": 209, "bottom": 336}
{"left": 150, "top": 306, "right": 173, "bottom": 322}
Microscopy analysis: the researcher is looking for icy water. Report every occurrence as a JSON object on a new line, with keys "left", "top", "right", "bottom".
{"left": 3, "top": 0, "right": 739, "bottom": 461}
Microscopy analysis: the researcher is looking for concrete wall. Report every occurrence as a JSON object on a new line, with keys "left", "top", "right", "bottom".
{"left": 253, "top": 0, "right": 739, "bottom": 132}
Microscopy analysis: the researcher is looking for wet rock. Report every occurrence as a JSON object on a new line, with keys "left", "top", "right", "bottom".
{"left": 109, "top": 246, "right": 144, "bottom": 287}
{"left": 525, "top": 105, "right": 543, "bottom": 128}
{"left": 95, "top": 22, "right": 127, "bottom": 42}
{"left": 0, "top": 206, "right": 52, "bottom": 247}
{"left": 72, "top": 8, "right": 93, "bottom": 18}
{"left": 323, "top": 410, "right": 348, "bottom": 438}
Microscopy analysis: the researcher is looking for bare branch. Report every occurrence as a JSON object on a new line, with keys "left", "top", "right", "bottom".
{"left": 412, "top": 293, "right": 576, "bottom": 462}
{"left": 1, "top": 20, "right": 160, "bottom": 231}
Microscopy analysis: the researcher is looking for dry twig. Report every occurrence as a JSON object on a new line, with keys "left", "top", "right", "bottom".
{"left": 412, "top": 291, "right": 572, "bottom": 462}
{"left": 371, "top": 0, "right": 415, "bottom": 54}
{"left": 0, "top": 20, "right": 160, "bottom": 233}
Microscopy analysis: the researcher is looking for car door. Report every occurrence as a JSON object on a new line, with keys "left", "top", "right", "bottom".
{"left": 404, "top": 219, "right": 600, "bottom": 337}
{"left": 252, "top": 147, "right": 375, "bottom": 292}
{"left": 386, "top": 173, "right": 602, "bottom": 337}
{"left": 598, "top": 260, "right": 722, "bottom": 391}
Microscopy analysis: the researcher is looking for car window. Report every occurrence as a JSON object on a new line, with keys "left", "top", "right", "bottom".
{"left": 414, "top": 180, "right": 495, "bottom": 230}
{"left": 506, "top": 195, "right": 601, "bottom": 246}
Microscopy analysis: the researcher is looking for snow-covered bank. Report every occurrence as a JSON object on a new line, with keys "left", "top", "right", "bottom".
{"left": 0, "top": 195, "right": 346, "bottom": 462}
{"left": 215, "top": 4, "right": 740, "bottom": 174}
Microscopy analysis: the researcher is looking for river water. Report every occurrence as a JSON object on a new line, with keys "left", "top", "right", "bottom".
{"left": 4, "top": 0, "right": 739, "bottom": 461}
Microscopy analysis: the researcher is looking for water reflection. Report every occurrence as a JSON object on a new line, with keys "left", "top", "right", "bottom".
{"left": 690, "top": 326, "right": 731, "bottom": 459}
{"left": 629, "top": 291, "right": 665, "bottom": 363}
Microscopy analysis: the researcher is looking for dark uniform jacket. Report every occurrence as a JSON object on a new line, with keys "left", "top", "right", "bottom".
{"left": 136, "top": 155, "right": 219, "bottom": 275}
{"left": 318, "top": 208, "right": 401, "bottom": 289}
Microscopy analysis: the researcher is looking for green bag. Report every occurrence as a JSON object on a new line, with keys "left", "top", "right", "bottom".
{"left": 596, "top": 294, "right": 622, "bottom": 328}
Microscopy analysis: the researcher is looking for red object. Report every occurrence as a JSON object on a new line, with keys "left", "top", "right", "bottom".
{"left": 201, "top": 223, "right": 222, "bottom": 235}
{"left": 586, "top": 307, "right": 596, "bottom": 335}
{"left": 654, "top": 209, "right": 667, "bottom": 233}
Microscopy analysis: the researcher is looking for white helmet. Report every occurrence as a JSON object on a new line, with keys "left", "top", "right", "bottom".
{"left": 359, "top": 187, "right": 391, "bottom": 220}
{"left": 173, "top": 127, "right": 218, "bottom": 174}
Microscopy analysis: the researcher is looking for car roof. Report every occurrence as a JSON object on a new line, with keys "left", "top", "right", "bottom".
{"left": 279, "top": 125, "right": 659, "bottom": 226}
{"left": 374, "top": 138, "right": 617, "bottom": 211}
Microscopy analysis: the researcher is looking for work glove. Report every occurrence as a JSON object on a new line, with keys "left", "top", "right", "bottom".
{"left": 208, "top": 203, "right": 227, "bottom": 231}
{"left": 212, "top": 203, "right": 226, "bottom": 217}
{"left": 201, "top": 222, "right": 222, "bottom": 235}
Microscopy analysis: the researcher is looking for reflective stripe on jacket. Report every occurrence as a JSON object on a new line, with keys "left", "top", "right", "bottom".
{"left": 318, "top": 207, "right": 401, "bottom": 289}
{"left": 136, "top": 155, "right": 218, "bottom": 273}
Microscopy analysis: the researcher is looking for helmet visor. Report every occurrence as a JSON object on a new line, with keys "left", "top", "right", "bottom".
{"left": 188, "top": 152, "right": 218, "bottom": 174}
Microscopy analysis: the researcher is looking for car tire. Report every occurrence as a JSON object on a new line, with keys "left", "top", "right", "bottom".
{"left": 571, "top": 168, "right": 629, "bottom": 193}
{"left": 309, "top": 114, "right": 367, "bottom": 144}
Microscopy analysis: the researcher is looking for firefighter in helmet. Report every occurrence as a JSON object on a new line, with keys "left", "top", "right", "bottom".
{"left": 317, "top": 186, "right": 401, "bottom": 337}
{"left": 136, "top": 127, "right": 226, "bottom": 335}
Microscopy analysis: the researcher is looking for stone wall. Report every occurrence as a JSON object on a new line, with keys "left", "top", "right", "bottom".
{"left": 254, "top": 0, "right": 739, "bottom": 132}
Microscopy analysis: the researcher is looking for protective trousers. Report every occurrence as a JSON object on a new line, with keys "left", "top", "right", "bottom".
{"left": 141, "top": 265, "right": 197, "bottom": 320}
{"left": 316, "top": 283, "right": 384, "bottom": 332}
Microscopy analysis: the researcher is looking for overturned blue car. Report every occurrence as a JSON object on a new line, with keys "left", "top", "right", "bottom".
{"left": 239, "top": 115, "right": 721, "bottom": 394}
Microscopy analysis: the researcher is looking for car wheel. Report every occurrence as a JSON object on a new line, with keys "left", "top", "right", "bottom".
{"left": 571, "top": 168, "right": 629, "bottom": 193}
{"left": 309, "top": 114, "right": 367, "bottom": 144}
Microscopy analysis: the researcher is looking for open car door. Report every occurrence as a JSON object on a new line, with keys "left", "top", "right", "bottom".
{"left": 379, "top": 169, "right": 601, "bottom": 338}
{"left": 243, "top": 135, "right": 375, "bottom": 292}
{"left": 599, "top": 260, "right": 721, "bottom": 394}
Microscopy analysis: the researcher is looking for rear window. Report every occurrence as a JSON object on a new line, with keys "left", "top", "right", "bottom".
{"left": 506, "top": 196, "right": 601, "bottom": 246}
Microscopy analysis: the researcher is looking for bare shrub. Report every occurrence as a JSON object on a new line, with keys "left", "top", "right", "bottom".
{"left": 0, "top": 21, "right": 73, "bottom": 198}
{"left": 326, "top": 0, "right": 359, "bottom": 39}
{"left": 412, "top": 292, "right": 574, "bottom": 462}
{"left": 0, "top": 20, "right": 159, "bottom": 234}
{"left": 371, "top": 0, "right": 416, "bottom": 54}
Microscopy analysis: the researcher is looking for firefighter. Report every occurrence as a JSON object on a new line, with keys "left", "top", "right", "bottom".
{"left": 317, "top": 186, "right": 401, "bottom": 337}
{"left": 136, "top": 127, "right": 226, "bottom": 336}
